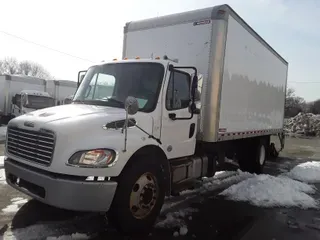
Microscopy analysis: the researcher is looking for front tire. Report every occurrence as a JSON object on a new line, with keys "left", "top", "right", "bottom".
{"left": 107, "top": 154, "right": 166, "bottom": 235}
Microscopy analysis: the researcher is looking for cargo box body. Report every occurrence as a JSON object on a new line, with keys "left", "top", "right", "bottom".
{"left": 123, "top": 4, "right": 288, "bottom": 143}
{"left": 0, "top": 75, "right": 47, "bottom": 115}
{"left": 46, "top": 80, "right": 77, "bottom": 105}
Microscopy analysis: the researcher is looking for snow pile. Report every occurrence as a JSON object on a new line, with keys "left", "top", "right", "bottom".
{"left": 156, "top": 208, "right": 198, "bottom": 237}
{"left": 46, "top": 233, "right": 90, "bottom": 240}
{"left": 2, "top": 197, "right": 28, "bottom": 213}
{"left": 220, "top": 174, "right": 318, "bottom": 209}
{"left": 0, "top": 155, "right": 4, "bottom": 167}
{"left": 0, "top": 156, "right": 6, "bottom": 184}
{"left": 180, "top": 170, "right": 254, "bottom": 196}
{"left": 285, "top": 161, "right": 320, "bottom": 183}
{"left": 0, "top": 168, "right": 6, "bottom": 184}
{"left": 284, "top": 112, "right": 320, "bottom": 136}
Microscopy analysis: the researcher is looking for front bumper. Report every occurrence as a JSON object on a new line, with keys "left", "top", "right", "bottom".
{"left": 4, "top": 159, "right": 118, "bottom": 212}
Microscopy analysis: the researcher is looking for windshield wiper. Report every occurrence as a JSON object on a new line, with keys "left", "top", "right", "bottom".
{"left": 73, "top": 99, "right": 86, "bottom": 104}
{"left": 106, "top": 98, "right": 124, "bottom": 106}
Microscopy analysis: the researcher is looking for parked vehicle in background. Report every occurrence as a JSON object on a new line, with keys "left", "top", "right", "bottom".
{"left": 4, "top": 4, "right": 287, "bottom": 236}
{"left": 0, "top": 75, "right": 55, "bottom": 125}
{"left": 63, "top": 94, "right": 74, "bottom": 104}
{"left": 46, "top": 80, "right": 77, "bottom": 105}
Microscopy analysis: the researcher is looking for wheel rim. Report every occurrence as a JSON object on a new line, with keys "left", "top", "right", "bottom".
{"left": 259, "top": 145, "right": 266, "bottom": 165}
{"left": 129, "top": 172, "right": 159, "bottom": 219}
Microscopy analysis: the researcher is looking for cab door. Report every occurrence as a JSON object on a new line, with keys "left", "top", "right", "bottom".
{"left": 160, "top": 68, "right": 198, "bottom": 159}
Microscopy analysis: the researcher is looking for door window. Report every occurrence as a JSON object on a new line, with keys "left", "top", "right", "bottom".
{"left": 166, "top": 71, "right": 191, "bottom": 110}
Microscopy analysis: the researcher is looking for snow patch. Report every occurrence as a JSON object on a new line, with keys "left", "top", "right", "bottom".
{"left": 2, "top": 197, "right": 29, "bottom": 214}
{"left": 46, "top": 233, "right": 90, "bottom": 240}
{"left": 0, "top": 155, "right": 4, "bottom": 167}
{"left": 157, "top": 208, "right": 195, "bottom": 237}
{"left": 156, "top": 208, "right": 198, "bottom": 229}
{"left": 180, "top": 170, "right": 253, "bottom": 196}
{"left": 11, "top": 197, "right": 23, "bottom": 202}
{"left": 2, "top": 204, "right": 20, "bottom": 213}
{"left": 220, "top": 174, "right": 318, "bottom": 209}
{"left": 0, "top": 156, "right": 6, "bottom": 184}
{"left": 285, "top": 161, "right": 320, "bottom": 183}
{"left": 0, "top": 168, "right": 6, "bottom": 184}
{"left": 200, "top": 170, "right": 253, "bottom": 193}
{"left": 3, "top": 222, "right": 90, "bottom": 240}
{"left": 208, "top": 170, "right": 238, "bottom": 180}
{"left": 179, "top": 225, "right": 188, "bottom": 236}
{"left": 0, "top": 126, "right": 7, "bottom": 140}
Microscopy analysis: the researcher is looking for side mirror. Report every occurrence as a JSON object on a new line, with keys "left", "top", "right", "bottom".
{"left": 12, "top": 96, "right": 16, "bottom": 104}
{"left": 125, "top": 96, "right": 139, "bottom": 115}
{"left": 77, "top": 70, "right": 87, "bottom": 87}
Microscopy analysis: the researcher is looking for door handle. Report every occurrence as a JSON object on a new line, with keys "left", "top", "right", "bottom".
{"left": 169, "top": 113, "right": 176, "bottom": 120}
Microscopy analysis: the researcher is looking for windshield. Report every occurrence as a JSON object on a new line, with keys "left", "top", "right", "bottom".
{"left": 73, "top": 62, "right": 165, "bottom": 112}
{"left": 24, "top": 95, "right": 55, "bottom": 109}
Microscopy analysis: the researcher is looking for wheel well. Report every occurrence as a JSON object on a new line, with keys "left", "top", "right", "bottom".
{"left": 121, "top": 145, "right": 171, "bottom": 196}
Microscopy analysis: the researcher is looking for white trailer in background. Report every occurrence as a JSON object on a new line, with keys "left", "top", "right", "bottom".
{"left": 0, "top": 75, "right": 55, "bottom": 125}
{"left": 4, "top": 4, "right": 287, "bottom": 236}
{"left": 46, "top": 80, "right": 77, "bottom": 105}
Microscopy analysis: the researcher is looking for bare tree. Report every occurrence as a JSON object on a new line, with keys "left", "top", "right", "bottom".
{"left": 19, "top": 61, "right": 33, "bottom": 76}
{"left": 0, "top": 57, "right": 53, "bottom": 80}
{"left": 0, "top": 57, "right": 19, "bottom": 75}
{"left": 19, "top": 60, "right": 52, "bottom": 79}
{"left": 285, "top": 87, "right": 306, "bottom": 117}
{"left": 309, "top": 99, "right": 320, "bottom": 114}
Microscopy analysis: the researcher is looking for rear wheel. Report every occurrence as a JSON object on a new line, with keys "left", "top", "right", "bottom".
{"left": 254, "top": 139, "right": 267, "bottom": 174}
{"left": 237, "top": 137, "right": 268, "bottom": 174}
{"left": 107, "top": 155, "right": 166, "bottom": 236}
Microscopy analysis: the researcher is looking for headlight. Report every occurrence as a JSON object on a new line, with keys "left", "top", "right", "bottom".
{"left": 68, "top": 149, "right": 117, "bottom": 168}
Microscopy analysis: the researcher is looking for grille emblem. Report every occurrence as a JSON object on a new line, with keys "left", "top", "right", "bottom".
{"left": 24, "top": 121, "right": 35, "bottom": 127}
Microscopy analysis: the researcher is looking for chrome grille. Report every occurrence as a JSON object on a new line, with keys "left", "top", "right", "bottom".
{"left": 7, "top": 126, "right": 55, "bottom": 166}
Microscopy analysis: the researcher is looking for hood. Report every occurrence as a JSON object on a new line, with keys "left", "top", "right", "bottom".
{"left": 9, "top": 104, "right": 153, "bottom": 130}
{"left": 18, "top": 104, "right": 125, "bottom": 123}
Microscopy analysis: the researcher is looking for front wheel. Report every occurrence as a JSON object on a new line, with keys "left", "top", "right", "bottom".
{"left": 107, "top": 155, "right": 166, "bottom": 235}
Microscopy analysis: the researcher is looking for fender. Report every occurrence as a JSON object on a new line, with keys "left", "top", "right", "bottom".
{"left": 120, "top": 145, "right": 171, "bottom": 196}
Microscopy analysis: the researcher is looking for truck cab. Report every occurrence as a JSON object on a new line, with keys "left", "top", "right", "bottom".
{"left": 11, "top": 90, "right": 55, "bottom": 117}
{"left": 4, "top": 58, "right": 202, "bottom": 234}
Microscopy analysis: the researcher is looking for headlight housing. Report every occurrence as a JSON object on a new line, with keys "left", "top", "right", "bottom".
{"left": 68, "top": 149, "right": 117, "bottom": 168}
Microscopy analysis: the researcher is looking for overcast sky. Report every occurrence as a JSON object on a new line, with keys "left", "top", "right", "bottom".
{"left": 0, "top": 0, "right": 319, "bottom": 101}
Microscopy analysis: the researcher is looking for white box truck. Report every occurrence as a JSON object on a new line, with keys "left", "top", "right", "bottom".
{"left": 46, "top": 80, "right": 77, "bottom": 105}
{"left": 4, "top": 4, "right": 287, "bottom": 235}
{"left": 0, "top": 75, "right": 55, "bottom": 125}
